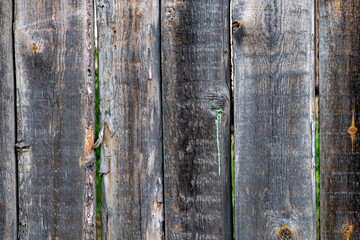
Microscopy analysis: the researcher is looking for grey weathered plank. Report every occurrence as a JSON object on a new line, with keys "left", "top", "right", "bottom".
{"left": 233, "top": 1, "right": 316, "bottom": 239}
{"left": 14, "top": 1, "right": 96, "bottom": 239}
{"left": 161, "top": 0, "right": 232, "bottom": 239}
{"left": 319, "top": 0, "right": 360, "bottom": 239}
{"left": 0, "top": 1, "right": 17, "bottom": 239}
{"left": 97, "top": 1, "right": 163, "bottom": 239}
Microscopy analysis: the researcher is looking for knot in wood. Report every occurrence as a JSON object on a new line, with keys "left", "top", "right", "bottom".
{"left": 232, "top": 20, "right": 242, "bottom": 33}
{"left": 279, "top": 225, "right": 292, "bottom": 240}
{"left": 341, "top": 223, "right": 353, "bottom": 239}
{"left": 347, "top": 125, "right": 358, "bottom": 136}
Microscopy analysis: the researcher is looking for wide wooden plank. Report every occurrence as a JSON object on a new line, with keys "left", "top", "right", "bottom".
{"left": 14, "top": 1, "right": 95, "bottom": 239}
{"left": 96, "top": 1, "right": 163, "bottom": 239}
{"left": 161, "top": 0, "right": 232, "bottom": 239}
{"left": 0, "top": 1, "right": 17, "bottom": 239}
{"left": 319, "top": 0, "right": 360, "bottom": 239}
{"left": 233, "top": 1, "right": 316, "bottom": 239}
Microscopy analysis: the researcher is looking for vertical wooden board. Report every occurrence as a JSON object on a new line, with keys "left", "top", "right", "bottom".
{"left": 97, "top": 1, "right": 163, "bottom": 239}
{"left": 161, "top": 0, "right": 232, "bottom": 239}
{"left": 14, "top": 0, "right": 95, "bottom": 239}
{"left": 319, "top": 0, "right": 360, "bottom": 239}
{"left": 0, "top": 1, "right": 17, "bottom": 239}
{"left": 233, "top": 1, "right": 316, "bottom": 239}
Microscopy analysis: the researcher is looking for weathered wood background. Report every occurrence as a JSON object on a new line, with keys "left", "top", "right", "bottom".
{"left": 161, "top": 0, "right": 232, "bottom": 239}
{"left": 233, "top": 0, "right": 316, "bottom": 239}
{"left": 97, "top": 0, "right": 163, "bottom": 239}
{"left": 0, "top": 1, "right": 16, "bottom": 239}
{"left": 319, "top": 0, "right": 360, "bottom": 239}
{"left": 14, "top": 0, "right": 95, "bottom": 239}
{"left": 0, "top": 0, "right": 359, "bottom": 239}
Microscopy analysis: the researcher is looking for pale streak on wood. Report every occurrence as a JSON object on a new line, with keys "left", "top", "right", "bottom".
{"left": 97, "top": 0, "right": 163, "bottom": 239}
{"left": 14, "top": 1, "right": 95, "bottom": 238}
{"left": 0, "top": 1, "right": 17, "bottom": 239}
{"left": 233, "top": 0, "right": 316, "bottom": 239}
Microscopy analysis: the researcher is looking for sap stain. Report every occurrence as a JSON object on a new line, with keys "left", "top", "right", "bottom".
{"left": 347, "top": 103, "right": 357, "bottom": 152}
{"left": 336, "top": 0, "right": 341, "bottom": 14}
{"left": 32, "top": 43, "right": 36, "bottom": 55}
{"left": 341, "top": 223, "right": 353, "bottom": 240}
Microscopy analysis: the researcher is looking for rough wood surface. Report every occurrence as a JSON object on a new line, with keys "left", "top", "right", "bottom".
{"left": 233, "top": 1, "right": 316, "bottom": 239}
{"left": 0, "top": 1, "right": 17, "bottom": 239}
{"left": 14, "top": 1, "right": 95, "bottom": 239}
{"left": 319, "top": 0, "right": 360, "bottom": 239}
{"left": 161, "top": 1, "right": 232, "bottom": 239}
{"left": 97, "top": 1, "right": 163, "bottom": 239}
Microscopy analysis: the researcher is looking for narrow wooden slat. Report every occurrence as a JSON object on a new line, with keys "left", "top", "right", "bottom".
{"left": 161, "top": 1, "right": 232, "bottom": 239}
{"left": 0, "top": 1, "right": 17, "bottom": 239}
{"left": 14, "top": 1, "right": 95, "bottom": 238}
{"left": 319, "top": 0, "right": 360, "bottom": 238}
{"left": 233, "top": 1, "right": 316, "bottom": 239}
{"left": 97, "top": 1, "right": 163, "bottom": 239}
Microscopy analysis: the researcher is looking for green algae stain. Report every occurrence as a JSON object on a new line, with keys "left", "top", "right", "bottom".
{"left": 215, "top": 109, "right": 223, "bottom": 177}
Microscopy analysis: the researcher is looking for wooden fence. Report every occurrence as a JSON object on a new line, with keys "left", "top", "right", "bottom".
{"left": 0, "top": 0, "right": 359, "bottom": 239}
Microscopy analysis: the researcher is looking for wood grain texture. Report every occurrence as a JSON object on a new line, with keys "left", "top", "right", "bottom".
{"left": 97, "top": 0, "right": 163, "bottom": 239}
{"left": 233, "top": 1, "right": 316, "bottom": 239}
{"left": 319, "top": 0, "right": 360, "bottom": 239}
{"left": 161, "top": 0, "right": 232, "bottom": 239}
{"left": 0, "top": 1, "right": 17, "bottom": 239}
{"left": 14, "top": 1, "right": 96, "bottom": 239}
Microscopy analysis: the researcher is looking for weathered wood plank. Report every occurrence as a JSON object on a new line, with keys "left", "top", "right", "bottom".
{"left": 97, "top": 1, "right": 163, "bottom": 239}
{"left": 161, "top": 1, "right": 232, "bottom": 239}
{"left": 0, "top": 1, "right": 17, "bottom": 239}
{"left": 319, "top": 0, "right": 360, "bottom": 239}
{"left": 233, "top": 1, "right": 316, "bottom": 239}
{"left": 14, "top": 1, "right": 95, "bottom": 239}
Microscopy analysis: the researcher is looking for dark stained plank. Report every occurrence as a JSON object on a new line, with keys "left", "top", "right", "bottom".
{"left": 96, "top": 1, "right": 163, "bottom": 239}
{"left": 14, "top": 1, "right": 96, "bottom": 239}
{"left": 233, "top": 1, "right": 316, "bottom": 239}
{"left": 0, "top": 1, "right": 17, "bottom": 239}
{"left": 161, "top": 0, "right": 232, "bottom": 239}
{"left": 319, "top": 0, "right": 360, "bottom": 239}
